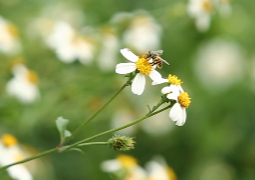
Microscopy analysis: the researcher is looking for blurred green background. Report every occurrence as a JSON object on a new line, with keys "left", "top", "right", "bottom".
{"left": 0, "top": 0, "right": 255, "bottom": 179}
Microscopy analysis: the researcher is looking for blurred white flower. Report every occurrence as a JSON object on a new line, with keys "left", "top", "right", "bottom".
{"left": 146, "top": 156, "right": 177, "bottom": 180}
{"left": 101, "top": 154, "right": 147, "bottom": 180}
{"left": 215, "top": 0, "right": 232, "bottom": 17}
{"left": 194, "top": 39, "right": 244, "bottom": 92}
{"left": 97, "top": 28, "right": 120, "bottom": 71}
{"left": 27, "top": 2, "right": 85, "bottom": 41}
{"left": 0, "top": 15, "right": 21, "bottom": 55}
{"left": 46, "top": 21, "right": 95, "bottom": 65}
{"left": 0, "top": 134, "right": 33, "bottom": 180}
{"left": 161, "top": 84, "right": 191, "bottom": 126}
{"left": 6, "top": 63, "right": 40, "bottom": 104}
{"left": 116, "top": 48, "right": 162, "bottom": 95}
{"left": 187, "top": 0, "right": 213, "bottom": 32}
{"left": 123, "top": 12, "right": 162, "bottom": 53}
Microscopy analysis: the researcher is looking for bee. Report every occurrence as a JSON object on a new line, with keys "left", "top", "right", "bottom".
{"left": 145, "top": 50, "right": 169, "bottom": 69}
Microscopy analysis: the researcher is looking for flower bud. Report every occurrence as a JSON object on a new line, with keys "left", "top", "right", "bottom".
{"left": 108, "top": 135, "right": 136, "bottom": 151}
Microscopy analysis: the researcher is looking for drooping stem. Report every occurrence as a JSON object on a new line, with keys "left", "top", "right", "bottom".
{"left": 63, "top": 79, "right": 132, "bottom": 145}
{"left": 64, "top": 98, "right": 168, "bottom": 150}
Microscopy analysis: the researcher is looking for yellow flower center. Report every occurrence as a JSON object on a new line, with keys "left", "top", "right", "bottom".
{"left": 178, "top": 92, "right": 191, "bottom": 108}
{"left": 166, "top": 167, "right": 177, "bottom": 180}
{"left": 203, "top": 0, "right": 213, "bottom": 12}
{"left": 168, "top": 74, "right": 183, "bottom": 85}
{"left": 27, "top": 70, "right": 38, "bottom": 84}
{"left": 117, "top": 154, "right": 137, "bottom": 169}
{"left": 7, "top": 23, "right": 19, "bottom": 38}
{"left": 135, "top": 58, "right": 152, "bottom": 75}
{"left": 1, "top": 134, "right": 18, "bottom": 147}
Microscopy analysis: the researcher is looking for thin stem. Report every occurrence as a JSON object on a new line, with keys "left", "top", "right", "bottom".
{"left": 63, "top": 80, "right": 130, "bottom": 145}
{"left": 77, "top": 142, "right": 108, "bottom": 147}
{"left": 0, "top": 148, "right": 57, "bottom": 171}
{"left": 64, "top": 98, "right": 167, "bottom": 150}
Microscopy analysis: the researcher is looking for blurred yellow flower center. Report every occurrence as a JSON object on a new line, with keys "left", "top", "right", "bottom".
{"left": 166, "top": 167, "right": 177, "bottom": 180}
{"left": 2, "top": 134, "right": 18, "bottom": 147}
{"left": 135, "top": 58, "right": 152, "bottom": 75}
{"left": 203, "top": 0, "right": 213, "bottom": 12}
{"left": 7, "top": 23, "right": 19, "bottom": 38}
{"left": 178, "top": 92, "right": 191, "bottom": 108}
{"left": 168, "top": 74, "right": 183, "bottom": 85}
{"left": 27, "top": 70, "right": 38, "bottom": 84}
{"left": 117, "top": 155, "right": 137, "bottom": 169}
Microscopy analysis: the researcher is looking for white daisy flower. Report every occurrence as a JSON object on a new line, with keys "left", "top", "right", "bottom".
{"left": 46, "top": 21, "right": 95, "bottom": 65}
{"left": 193, "top": 38, "right": 244, "bottom": 93}
{"left": 0, "top": 134, "right": 33, "bottom": 180}
{"left": 146, "top": 156, "right": 177, "bottom": 180}
{"left": 187, "top": 0, "right": 214, "bottom": 32}
{"left": 6, "top": 64, "right": 40, "bottom": 104}
{"left": 0, "top": 16, "right": 21, "bottom": 55}
{"left": 116, "top": 48, "right": 162, "bottom": 95}
{"left": 162, "top": 83, "right": 191, "bottom": 126}
{"left": 123, "top": 13, "right": 162, "bottom": 53}
{"left": 101, "top": 154, "right": 147, "bottom": 180}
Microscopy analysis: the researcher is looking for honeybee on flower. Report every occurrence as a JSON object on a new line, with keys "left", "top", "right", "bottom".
{"left": 115, "top": 48, "right": 166, "bottom": 95}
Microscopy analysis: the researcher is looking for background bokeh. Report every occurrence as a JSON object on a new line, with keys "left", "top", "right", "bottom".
{"left": 0, "top": 0, "right": 255, "bottom": 179}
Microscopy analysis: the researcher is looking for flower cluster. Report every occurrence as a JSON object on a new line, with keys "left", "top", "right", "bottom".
{"left": 187, "top": 0, "right": 232, "bottom": 32}
{"left": 101, "top": 154, "right": 177, "bottom": 180}
{"left": 116, "top": 48, "right": 191, "bottom": 126}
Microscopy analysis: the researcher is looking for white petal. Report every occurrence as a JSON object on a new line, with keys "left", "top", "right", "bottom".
{"left": 166, "top": 93, "right": 178, "bottom": 101}
{"left": 175, "top": 108, "right": 186, "bottom": 126}
{"left": 101, "top": 160, "right": 122, "bottom": 172}
{"left": 115, "top": 63, "right": 136, "bottom": 74}
{"left": 178, "top": 85, "right": 184, "bottom": 93}
{"left": 168, "top": 85, "right": 181, "bottom": 96}
{"left": 152, "top": 78, "right": 168, "bottom": 85}
{"left": 120, "top": 48, "right": 139, "bottom": 62}
{"left": 169, "top": 103, "right": 186, "bottom": 126}
{"left": 148, "top": 70, "right": 162, "bottom": 82}
{"left": 161, "top": 86, "right": 171, "bottom": 94}
{"left": 131, "top": 73, "right": 146, "bottom": 95}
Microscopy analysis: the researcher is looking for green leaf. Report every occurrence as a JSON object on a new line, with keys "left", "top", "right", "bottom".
{"left": 64, "top": 130, "right": 72, "bottom": 138}
{"left": 56, "top": 117, "right": 72, "bottom": 142}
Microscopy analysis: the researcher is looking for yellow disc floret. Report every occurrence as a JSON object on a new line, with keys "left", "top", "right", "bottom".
{"left": 166, "top": 167, "right": 177, "bottom": 180}
{"left": 178, "top": 92, "right": 191, "bottom": 108}
{"left": 168, "top": 74, "right": 183, "bottom": 85}
{"left": 2, "top": 134, "right": 18, "bottom": 147}
{"left": 203, "top": 0, "right": 213, "bottom": 12}
{"left": 27, "top": 70, "right": 38, "bottom": 84}
{"left": 135, "top": 58, "right": 152, "bottom": 75}
{"left": 117, "top": 154, "right": 137, "bottom": 169}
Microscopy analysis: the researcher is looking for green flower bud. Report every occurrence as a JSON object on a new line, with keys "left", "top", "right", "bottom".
{"left": 108, "top": 135, "right": 136, "bottom": 151}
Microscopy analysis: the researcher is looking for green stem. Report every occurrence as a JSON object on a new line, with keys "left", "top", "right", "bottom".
{"left": 63, "top": 80, "right": 131, "bottom": 145}
{"left": 0, "top": 97, "right": 171, "bottom": 170}
{"left": 64, "top": 98, "right": 167, "bottom": 150}
{"left": 77, "top": 142, "right": 108, "bottom": 147}
{"left": 0, "top": 148, "right": 58, "bottom": 171}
